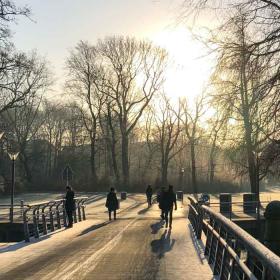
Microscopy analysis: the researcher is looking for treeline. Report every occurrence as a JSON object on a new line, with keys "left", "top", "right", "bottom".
{"left": 0, "top": 0, "right": 280, "bottom": 194}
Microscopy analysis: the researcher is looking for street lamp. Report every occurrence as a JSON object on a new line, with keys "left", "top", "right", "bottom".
{"left": 8, "top": 152, "right": 19, "bottom": 223}
{"left": 181, "top": 167, "right": 185, "bottom": 191}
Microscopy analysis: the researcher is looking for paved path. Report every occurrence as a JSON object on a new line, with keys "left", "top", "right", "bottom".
{"left": 0, "top": 195, "right": 214, "bottom": 280}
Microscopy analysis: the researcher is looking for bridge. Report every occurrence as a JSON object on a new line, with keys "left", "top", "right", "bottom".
{"left": 0, "top": 193, "right": 279, "bottom": 279}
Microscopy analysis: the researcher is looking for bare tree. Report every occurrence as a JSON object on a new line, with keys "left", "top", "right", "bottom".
{"left": 0, "top": 53, "right": 50, "bottom": 182}
{"left": 209, "top": 12, "right": 280, "bottom": 194}
{"left": 207, "top": 111, "right": 228, "bottom": 184}
{"left": 181, "top": 94, "right": 206, "bottom": 193}
{"left": 66, "top": 40, "right": 105, "bottom": 184}
{"left": 153, "top": 94, "right": 184, "bottom": 185}
{"left": 0, "top": 0, "right": 30, "bottom": 46}
{"left": 101, "top": 99, "right": 121, "bottom": 186}
{"left": 139, "top": 106, "right": 159, "bottom": 182}
{"left": 94, "top": 36, "right": 168, "bottom": 188}
{"left": 40, "top": 101, "right": 67, "bottom": 177}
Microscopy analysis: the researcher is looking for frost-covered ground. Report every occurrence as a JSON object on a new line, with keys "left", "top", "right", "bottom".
{"left": 0, "top": 194, "right": 215, "bottom": 280}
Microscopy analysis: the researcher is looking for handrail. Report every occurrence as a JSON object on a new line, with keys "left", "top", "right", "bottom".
{"left": 188, "top": 196, "right": 280, "bottom": 280}
{"left": 202, "top": 204, "right": 280, "bottom": 277}
{"left": 23, "top": 196, "right": 88, "bottom": 242}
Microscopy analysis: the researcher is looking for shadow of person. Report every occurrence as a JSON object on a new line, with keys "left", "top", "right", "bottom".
{"left": 150, "top": 221, "right": 164, "bottom": 234}
{"left": 78, "top": 221, "right": 110, "bottom": 236}
{"left": 138, "top": 208, "right": 149, "bottom": 215}
{"left": 150, "top": 229, "right": 175, "bottom": 259}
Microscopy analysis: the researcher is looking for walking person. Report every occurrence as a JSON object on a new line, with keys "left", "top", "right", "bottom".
{"left": 157, "top": 187, "right": 165, "bottom": 220}
{"left": 161, "top": 185, "right": 177, "bottom": 229}
{"left": 65, "top": 186, "right": 75, "bottom": 228}
{"left": 106, "top": 187, "right": 119, "bottom": 221}
{"left": 146, "top": 185, "right": 153, "bottom": 207}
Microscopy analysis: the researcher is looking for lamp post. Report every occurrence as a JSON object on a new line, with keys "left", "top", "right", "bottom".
{"left": 8, "top": 152, "right": 19, "bottom": 223}
{"left": 181, "top": 167, "right": 185, "bottom": 191}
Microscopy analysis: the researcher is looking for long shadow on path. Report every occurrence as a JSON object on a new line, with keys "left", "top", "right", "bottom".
{"left": 188, "top": 223, "right": 207, "bottom": 264}
{"left": 151, "top": 229, "right": 175, "bottom": 259}
{"left": 0, "top": 234, "right": 51, "bottom": 253}
{"left": 150, "top": 220, "right": 164, "bottom": 234}
{"left": 78, "top": 221, "right": 110, "bottom": 236}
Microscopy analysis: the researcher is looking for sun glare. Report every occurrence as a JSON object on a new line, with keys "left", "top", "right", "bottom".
{"left": 148, "top": 27, "right": 213, "bottom": 103}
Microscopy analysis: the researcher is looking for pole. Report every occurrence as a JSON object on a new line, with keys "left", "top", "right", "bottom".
{"left": 66, "top": 167, "right": 69, "bottom": 187}
{"left": 10, "top": 158, "right": 15, "bottom": 223}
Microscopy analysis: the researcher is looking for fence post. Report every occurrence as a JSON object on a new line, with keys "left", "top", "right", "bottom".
{"left": 197, "top": 206, "right": 203, "bottom": 239}
{"left": 33, "top": 207, "right": 39, "bottom": 238}
{"left": 23, "top": 208, "right": 30, "bottom": 242}
{"left": 42, "top": 208, "right": 48, "bottom": 235}
{"left": 56, "top": 202, "right": 62, "bottom": 229}
{"left": 20, "top": 200, "right": 24, "bottom": 218}
{"left": 49, "top": 204, "right": 55, "bottom": 232}
{"left": 77, "top": 201, "right": 82, "bottom": 222}
{"left": 62, "top": 201, "right": 67, "bottom": 227}
{"left": 82, "top": 205, "right": 86, "bottom": 220}
{"left": 73, "top": 206, "right": 77, "bottom": 223}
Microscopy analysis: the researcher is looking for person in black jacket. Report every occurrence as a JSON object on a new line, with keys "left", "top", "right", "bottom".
{"left": 106, "top": 187, "right": 119, "bottom": 221}
{"left": 65, "top": 186, "right": 75, "bottom": 228}
{"left": 161, "top": 185, "right": 177, "bottom": 229}
{"left": 146, "top": 185, "right": 153, "bottom": 207}
{"left": 157, "top": 187, "right": 165, "bottom": 220}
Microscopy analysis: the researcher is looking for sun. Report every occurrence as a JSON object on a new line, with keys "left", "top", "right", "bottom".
{"left": 147, "top": 26, "right": 214, "bottom": 103}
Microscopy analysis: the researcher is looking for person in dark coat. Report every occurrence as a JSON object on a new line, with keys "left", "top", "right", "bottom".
{"left": 161, "top": 185, "right": 177, "bottom": 229}
{"left": 65, "top": 186, "right": 75, "bottom": 228}
{"left": 106, "top": 187, "right": 119, "bottom": 221}
{"left": 146, "top": 185, "right": 153, "bottom": 207}
{"left": 157, "top": 187, "right": 165, "bottom": 220}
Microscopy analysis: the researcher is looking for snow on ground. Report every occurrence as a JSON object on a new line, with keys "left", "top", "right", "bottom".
{"left": 0, "top": 194, "right": 139, "bottom": 273}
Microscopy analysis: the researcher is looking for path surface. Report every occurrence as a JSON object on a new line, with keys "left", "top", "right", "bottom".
{"left": 0, "top": 194, "right": 214, "bottom": 280}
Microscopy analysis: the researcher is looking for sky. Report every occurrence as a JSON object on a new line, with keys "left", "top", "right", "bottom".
{"left": 11, "top": 0, "right": 215, "bottom": 102}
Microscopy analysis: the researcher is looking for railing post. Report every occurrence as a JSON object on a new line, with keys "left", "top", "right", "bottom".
{"left": 219, "top": 232, "right": 228, "bottom": 279}
{"left": 23, "top": 208, "right": 30, "bottom": 242}
{"left": 49, "top": 204, "right": 55, "bottom": 232}
{"left": 56, "top": 202, "right": 62, "bottom": 229}
{"left": 77, "top": 200, "right": 82, "bottom": 222}
{"left": 213, "top": 225, "right": 222, "bottom": 275}
{"left": 73, "top": 201, "right": 77, "bottom": 223}
{"left": 82, "top": 204, "right": 86, "bottom": 220}
{"left": 197, "top": 206, "right": 203, "bottom": 239}
{"left": 62, "top": 200, "right": 67, "bottom": 227}
{"left": 42, "top": 207, "right": 48, "bottom": 235}
{"left": 208, "top": 217, "right": 216, "bottom": 264}
{"left": 20, "top": 200, "right": 24, "bottom": 218}
{"left": 33, "top": 207, "right": 39, "bottom": 238}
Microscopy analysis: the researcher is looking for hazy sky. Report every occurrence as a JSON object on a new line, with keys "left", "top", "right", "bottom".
{"left": 11, "top": 0, "right": 214, "bottom": 102}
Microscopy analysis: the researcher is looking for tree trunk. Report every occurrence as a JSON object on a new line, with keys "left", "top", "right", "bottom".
{"left": 20, "top": 153, "right": 32, "bottom": 183}
{"left": 161, "top": 160, "right": 168, "bottom": 186}
{"left": 240, "top": 38, "right": 258, "bottom": 194}
{"left": 110, "top": 138, "right": 120, "bottom": 187}
{"left": 246, "top": 140, "right": 258, "bottom": 193}
{"left": 121, "top": 134, "right": 129, "bottom": 189}
{"left": 90, "top": 138, "right": 98, "bottom": 184}
{"left": 243, "top": 106, "right": 258, "bottom": 193}
{"left": 190, "top": 141, "right": 197, "bottom": 193}
{"left": 209, "top": 147, "right": 216, "bottom": 184}
{"left": 107, "top": 112, "right": 120, "bottom": 188}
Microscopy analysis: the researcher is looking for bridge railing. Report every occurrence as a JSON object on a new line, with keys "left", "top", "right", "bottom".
{"left": 206, "top": 200, "right": 270, "bottom": 220}
{"left": 188, "top": 196, "right": 280, "bottom": 280}
{"left": 0, "top": 202, "right": 25, "bottom": 222}
{"left": 23, "top": 196, "right": 88, "bottom": 242}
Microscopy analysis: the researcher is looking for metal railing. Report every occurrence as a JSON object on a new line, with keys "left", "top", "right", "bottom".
{"left": 207, "top": 200, "right": 270, "bottom": 220}
{"left": 0, "top": 201, "right": 25, "bottom": 222}
{"left": 23, "top": 196, "right": 88, "bottom": 242}
{"left": 188, "top": 196, "right": 280, "bottom": 280}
